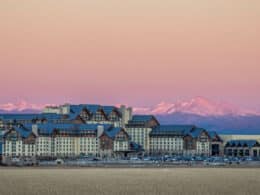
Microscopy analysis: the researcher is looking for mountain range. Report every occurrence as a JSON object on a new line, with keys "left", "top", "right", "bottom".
{"left": 133, "top": 97, "right": 259, "bottom": 116}
{"left": 0, "top": 97, "right": 260, "bottom": 134}
{"left": 0, "top": 101, "right": 47, "bottom": 114}
{"left": 133, "top": 97, "right": 260, "bottom": 134}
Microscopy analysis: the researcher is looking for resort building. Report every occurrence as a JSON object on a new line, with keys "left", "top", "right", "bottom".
{"left": 2, "top": 103, "right": 260, "bottom": 162}
{"left": 219, "top": 134, "right": 260, "bottom": 143}
{"left": 2, "top": 126, "right": 37, "bottom": 161}
{"left": 0, "top": 104, "right": 129, "bottom": 129}
{"left": 224, "top": 140, "right": 260, "bottom": 157}
{"left": 0, "top": 113, "right": 63, "bottom": 127}
{"left": 0, "top": 131, "right": 3, "bottom": 161}
{"left": 99, "top": 127, "right": 131, "bottom": 158}
{"left": 149, "top": 125, "right": 185, "bottom": 155}
{"left": 183, "top": 128, "right": 211, "bottom": 156}
{"left": 42, "top": 104, "right": 133, "bottom": 128}
{"left": 150, "top": 125, "right": 223, "bottom": 156}
{"left": 2, "top": 123, "right": 140, "bottom": 164}
{"left": 126, "top": 115, "right": 160, "bottom": 153}
{"left": 209, "top": 131, "right": 224, "bottom": 156}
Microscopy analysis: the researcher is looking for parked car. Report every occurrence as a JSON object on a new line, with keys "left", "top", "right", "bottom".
{"left": 55, "top": 159, "right": 64, "bottom": 165}
{"left": 130, "top": 157, "right": 140, "bottom": 161}
{"left": 11, "top": 158, "right": 20, "bottom": 163}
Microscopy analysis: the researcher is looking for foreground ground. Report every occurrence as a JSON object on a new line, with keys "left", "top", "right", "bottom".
{"left": 0, "top": 168, "right": 259, "bottom": 195}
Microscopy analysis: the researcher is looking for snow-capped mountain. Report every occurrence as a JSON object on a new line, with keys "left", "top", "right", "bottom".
{"left": 133, "top": 97, "right": 259, "bottom": 116}
{"left": 133, "top": 97, "right": 260, "bottom": 133}
{"left": 0, "top": 101, "right": 49, "bottom": 113}
{"left": 0, "top": 97, "right": 259, "bottom": 116}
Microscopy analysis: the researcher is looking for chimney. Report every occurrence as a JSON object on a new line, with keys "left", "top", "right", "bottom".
{"left": 32, "top": 124, "right": 39, "bottom": 137}
{"left": 60, "top": 104, "right": 70, "bottom": 114}
{"left": 127, "top": 107, "right": 133, "bottom": 121}
{"left": 120, "top": 105, "right": 133, "bottom": 127}
{"left": 97, "top": 125, "right": 104, "bottom": 138}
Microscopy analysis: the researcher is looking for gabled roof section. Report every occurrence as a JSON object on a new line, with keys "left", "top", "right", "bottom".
{"left": 4, "top": 125, "right": 34, "bottom": 139}
{"left": 85, "top": 104, "right": 101, "bottom": 114}
{"left": 15, "top": 126, "right": 33, "bottom": 138}
{"left": 208, "top": 131, "right": 222, "bottom": 142}
{"left": 70, "top": 105, "right": 86, "bottom": 114}
{"left": 208, "top": 131, "right": 218, "bottom": 138}
{"left": 103, "top": 106, "right": 122, "bottom": 117}
{"left": 70, "top": 104, "right": 108, "bottom": 114}
{"left": 69, "top": 104, "right": 120, "bottom": 117}
{"left": 65, "top": 112, "right": 83, "bottom": 120}
{"left": 226, "top": 140, "right": 260, "bottom": 148}
{"left": 188, "top": 128, "right": 205, "bottom": 138}
{"left": 104, "top": 127, "right": 123, "bottom": 139}
{"left": 101, "top": 106, "right": 114, "bottom": 115}
{"left": 127, "top": 115, "right": 160, "bottom": 127}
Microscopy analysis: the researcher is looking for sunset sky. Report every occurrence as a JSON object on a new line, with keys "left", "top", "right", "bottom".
{"left": 1, "top": 0, "right": 260, "bottom": 109}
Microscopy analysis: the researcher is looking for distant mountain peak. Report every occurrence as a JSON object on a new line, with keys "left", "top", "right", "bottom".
{"left": 0, "top": 100, "right": 52, "bottom": 113}
{"left": 133, "top": 97, "right": 260, "bottom": 116}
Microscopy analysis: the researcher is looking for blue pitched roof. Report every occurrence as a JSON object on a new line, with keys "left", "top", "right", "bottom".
{"left": 37, "top": 123, "right": 75, "bottom": 134}
{"left": 67, "top": 104, "right": 122, "bottom": 120}
{"left": 189, "top": 128, "right": 205, "bottom": 138}
{"left": 104, "top": 127, "right": 122, "bottom": 139}
{"left": 0, "top": 114, "right": 40, "bottom": 121}
{"left": 226, "top": 140, "right": 259, "bottom": 148}
{"left": 66, "top": 112, "right": 81, "bottom": 120}
{"left": 208, "top": 131, "right": 222, "bottom": 140}
{"left": 150, "top": 125, "right": 195, "bottom": 136}
{"left": 3, "top": 122, "right": 115, "bottom": 137}
{"left": 0, "top": 113, "right": 61, "bottom": 122}
{"left": 127, "top": 115, "right": 159, "bottom": 127}
{"left": 2, "top": 126, "right": 36, "bottom": 152}
{"left": 208, "top": 131, "right": 217, "bottom": 138}
{"left": 22, "top": 123, "right": 34, "bottom": 130}
{"left": 131, "top": 115, "right": 155, "bottom": 122}
{"left": 70, "top": 105, "right": 85, "bottom": 114}
{"left": 32, "top": 123, "right": 112, "bottom": 135}
{"left": 70, "top": 104, "right": 115, "bottom": 115}
{"left": 40, "top": 113, "right": 61, "bottom": 120}
{"left": 149, "top": 125, "right": 213, "bottom": 138}
{"left": 85, "top": 104, "right": 101, "bottom": 114}
{"left": 217, "top": 130, "right": 260, "bottom": 135}
{"left": 102, "top": 106, "right": 121, "bottom": 116}
{"left": 13, "top": 126, "right": 33, "bottom": 138}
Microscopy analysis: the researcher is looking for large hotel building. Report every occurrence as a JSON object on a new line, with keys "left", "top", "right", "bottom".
{"left": 1, "top": 103, "right": 260, "bottom": 164}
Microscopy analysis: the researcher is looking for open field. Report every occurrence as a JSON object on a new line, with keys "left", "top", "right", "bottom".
{"left": 0, "top": 168, "right": 260, "bottom": 195}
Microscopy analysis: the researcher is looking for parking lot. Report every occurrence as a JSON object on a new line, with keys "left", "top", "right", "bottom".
{"left": 33, "top": 156, "right": 260, "bottom": 167}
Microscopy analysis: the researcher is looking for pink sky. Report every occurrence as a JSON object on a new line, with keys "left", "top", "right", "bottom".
{"left": 1, "top": 0, "right": 260, "bottom": 109}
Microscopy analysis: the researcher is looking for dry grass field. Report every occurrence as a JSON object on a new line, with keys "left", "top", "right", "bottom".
{"left": 0, "top": 168, "right": 259, "bottom": 195}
